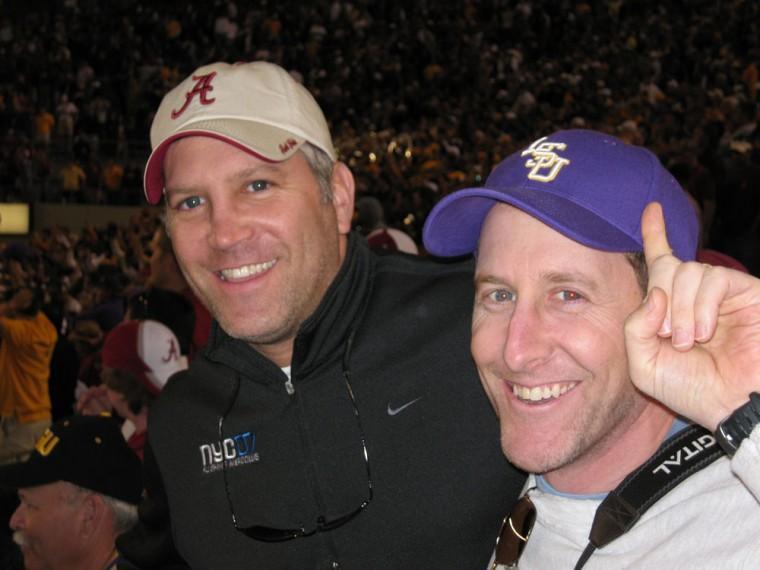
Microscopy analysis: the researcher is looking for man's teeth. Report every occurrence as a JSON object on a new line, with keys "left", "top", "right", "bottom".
{"left": 513, "top": 382, "right": 577, "bottom": 402}
{"left": 220, "top": 260, "right": 276, "bottom": 281}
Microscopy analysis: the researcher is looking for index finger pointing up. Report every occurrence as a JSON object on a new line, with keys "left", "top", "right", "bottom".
{"left": 640, "top": 201, "right": 679, "bottom": 336}
{"left": 641, "top": 202, "right": 674, "bottom": 268}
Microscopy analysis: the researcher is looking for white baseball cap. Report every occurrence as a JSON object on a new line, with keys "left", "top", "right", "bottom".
{"left": 143, "top": 61, "right": 336, "bottom": 204}
{"left": 101, "top": 319, "right": 188, "bottom": 395}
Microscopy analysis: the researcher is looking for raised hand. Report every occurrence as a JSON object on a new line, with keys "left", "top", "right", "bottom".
{"left": 624, "top": 202, "right": 760, "bottom": 430}
{"left": 76, "top": 384, "right": 113, "bottom": 416}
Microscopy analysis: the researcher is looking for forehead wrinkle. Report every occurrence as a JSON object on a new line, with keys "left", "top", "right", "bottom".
{"left": 165, "top": 150, "right": 287, "bottom": 196}
{"left": 219, "top": 165, "right": 269, "bottom": 189}
{"left": 230, "top": 162, "right": 284, "bottom": 181}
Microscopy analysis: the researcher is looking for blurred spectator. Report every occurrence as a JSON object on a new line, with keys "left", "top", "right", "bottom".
{"left": 45, "top": 305, "right": 80, "bottom": 423}
{"left": 101, "top": 159, "right": 125, "bottom": 204}
{"left": 355, "top": 195, "right": 419, "bottom": 254}
{"left": 55, "top": 94, "right": 77, "bottom": 152}
{"left": 128, "top": 225, "right": 211, "bottom": 357}
{"left": 0, "top": 414, "right": 142, "bottom": 570}
{"left": 32, "top": 108, "right": 54, "bottom": 147}
{"left": 68, "top": 318, "right": 105, "bottom": 390}
{"left": 0, "top": 288, "right": 57, "bottom": 465}
{"left": 617, "top": 119, "right": 644, "bottom": 145}
{"left": 58, "top": 158, "right": 86, "bottom": 203}
{"left": 77, "top": 264, "right": 127, "bottom": 334}
{"left": 78, "top": 319, "right": 188, "bottom": 460}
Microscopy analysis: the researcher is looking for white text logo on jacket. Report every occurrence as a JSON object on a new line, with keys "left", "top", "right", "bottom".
{"left": 199, "top": 430, "right": 260, "bottom": 474}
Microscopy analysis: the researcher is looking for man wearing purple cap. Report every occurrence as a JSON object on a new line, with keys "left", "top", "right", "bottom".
{"left": 423, "top": 129, "right": 760, "bottom": 567}
{"left": 117, "top": 61, "right": 524, "bottom": 568}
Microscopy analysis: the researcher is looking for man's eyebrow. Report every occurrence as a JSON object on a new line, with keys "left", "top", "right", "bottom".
{"left": 542, "top": 270, "right": 601, "bottom": 292}
{"left": 473, "top": 274, "right": 507, "bottom": 288}
{"left": 166, "top": 164, "right": 282, "bottom": 195}
{"left": 473, "top": 270, "right": 601, "bottom": 291}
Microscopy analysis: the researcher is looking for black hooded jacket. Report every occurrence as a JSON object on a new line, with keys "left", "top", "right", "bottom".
{"left": 119, "top": 234, "right": 525, "bottom": 569}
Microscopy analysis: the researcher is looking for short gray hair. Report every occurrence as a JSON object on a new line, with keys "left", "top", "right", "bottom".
{"left": 300, "top": 142, "right": 334, "bottom": 204}
{"left": 101, "top": 494, "right": 139, "bottom": 534}
{"left": 65, "top": 483, "right": 139, "bottom": 535}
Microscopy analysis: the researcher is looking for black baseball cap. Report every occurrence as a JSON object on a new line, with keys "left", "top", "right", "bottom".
{"left": 0, "top": 414, "right": 142, "bottom": 504}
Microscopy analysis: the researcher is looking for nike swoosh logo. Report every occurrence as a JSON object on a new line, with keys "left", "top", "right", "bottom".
{"left": 387, "top": 397, "right": 422, "bottom": 416}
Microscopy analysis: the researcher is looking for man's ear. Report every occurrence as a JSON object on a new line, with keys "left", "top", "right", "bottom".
{"left": 330, "top": 162, "right": 356, "bottom": 236}
{"left": 78, "top": 493, "right": 107, "bottom": 540}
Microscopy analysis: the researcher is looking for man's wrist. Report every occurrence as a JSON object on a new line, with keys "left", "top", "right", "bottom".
{"left": 714, "top": 393, "right": 760, "bottom": 458}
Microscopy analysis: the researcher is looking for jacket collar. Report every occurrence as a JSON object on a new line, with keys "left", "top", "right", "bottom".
{"left": 203, "top": 233, "right": 374, "bottom": 381}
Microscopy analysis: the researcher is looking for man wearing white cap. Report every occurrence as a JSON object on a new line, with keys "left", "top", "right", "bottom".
{"left": 98, "top": 319, "right": 188, "bottom": 461}
{"left": 117, "top": 62, "right": 524, "bottom": 568}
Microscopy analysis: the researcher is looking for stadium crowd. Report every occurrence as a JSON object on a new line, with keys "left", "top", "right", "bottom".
{"left": 0, "top": 0, "right": 758, "bottom": 253}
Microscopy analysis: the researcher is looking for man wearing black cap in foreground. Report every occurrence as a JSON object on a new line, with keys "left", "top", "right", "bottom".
{"left": 0, "top": 414, "right": 142, "bottom": 570}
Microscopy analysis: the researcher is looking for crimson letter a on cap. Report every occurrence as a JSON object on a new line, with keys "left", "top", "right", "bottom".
{"left": 171, "top": 72, "right": 218, "bottom": 119}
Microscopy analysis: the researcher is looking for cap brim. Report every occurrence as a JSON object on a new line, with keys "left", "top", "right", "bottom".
{"left": 143, "top": 120, "right": 307, "bottom": 205}
{"left": 0, "top": 457, "right": 59, "bottom": 490}
{"left": 423, "top": 186, "right": 641, "bottom": 257}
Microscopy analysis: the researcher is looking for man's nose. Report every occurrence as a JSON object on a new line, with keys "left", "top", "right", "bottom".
{"left": 9, "top": 503, "right": 25, "bottom": 531}
{"left": 502, "top": 301, "right": 552, "bottom": 373}
{"left": 209, "top": 202, "right": 255, "bottom": 250}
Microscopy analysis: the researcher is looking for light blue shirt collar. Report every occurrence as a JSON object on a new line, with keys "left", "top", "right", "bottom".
{"left": 535, "top": 417, "right": 691, "bottom": 500}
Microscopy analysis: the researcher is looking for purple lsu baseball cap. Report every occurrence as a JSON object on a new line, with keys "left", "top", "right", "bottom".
{"left": 423, "top": 129, "right": 699, "bottom": 261}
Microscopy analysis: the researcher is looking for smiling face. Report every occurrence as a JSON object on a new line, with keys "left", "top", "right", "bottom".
{"left": 163, "top": 137, "right": 354, "bottom": 366}
{"left": 471, "top": 204, "right": 656, "bottom": 490}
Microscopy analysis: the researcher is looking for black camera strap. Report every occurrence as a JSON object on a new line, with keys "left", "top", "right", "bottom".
{"left": 574, "top": 424, "right": 725, "bottom": 569}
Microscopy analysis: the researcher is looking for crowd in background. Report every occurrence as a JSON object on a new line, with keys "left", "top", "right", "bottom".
{"left": 0, "top": 208, "right": 162, "bottom": 412}
{"left": 0, "top": 208, "right": 202, "bottom": 569}
{"left": 0, "top": 0, "right": 759, "bottom": 261}
{"left": 0, "top": 0, "right": 759, "bottom": 383}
